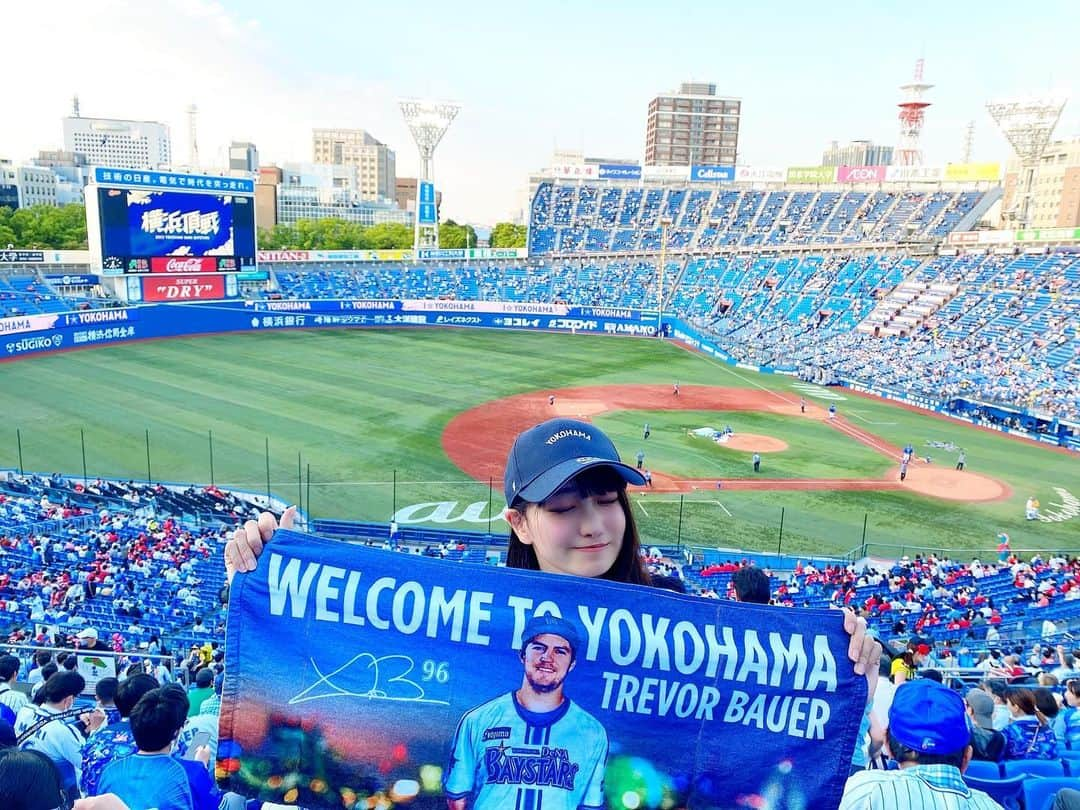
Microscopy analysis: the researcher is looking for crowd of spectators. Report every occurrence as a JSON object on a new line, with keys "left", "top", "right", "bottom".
{"left": 264, "top": 244, "right": 1080, "bottom": 421}
{"left": 528, "top": 184, "right": 987, "bottom": 253}
{"left": 0, "top": 467, "right": 1078, "bottom": 807}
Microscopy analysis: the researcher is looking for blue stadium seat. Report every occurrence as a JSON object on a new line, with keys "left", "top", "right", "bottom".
{"left": 1022, "top": 777, "right": 1080, "bottom": 810}
{"left": 965, "top": 760, "right": 1003, "bottom": 780}
{"left": 961, "top": 773, "right": 1025, "bottom": 809}
{"left": 1004, "top": 760, "right": 1067, "bottom": 779}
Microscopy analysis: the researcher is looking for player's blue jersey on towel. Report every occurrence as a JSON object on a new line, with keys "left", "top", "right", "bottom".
{"left": 444, "top": 691, "right": 608, "bottom": 810}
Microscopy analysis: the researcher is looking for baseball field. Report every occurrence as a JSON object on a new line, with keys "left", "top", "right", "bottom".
{"left": 1, "top": 328, "right": 1076, "bottom": 559}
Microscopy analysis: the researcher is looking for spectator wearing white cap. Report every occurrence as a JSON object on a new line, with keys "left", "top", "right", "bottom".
{"left": 76, "top": 627, "right": 109, "bottom": 653}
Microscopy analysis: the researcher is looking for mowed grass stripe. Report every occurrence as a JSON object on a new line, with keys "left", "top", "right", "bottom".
{"left": 1, "top": 328, "right": 1076, "bottom": 556}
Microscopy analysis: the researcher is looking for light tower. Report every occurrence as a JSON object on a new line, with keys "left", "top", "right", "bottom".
{"left": 399, "top": 98, "right": 461, "bottom": 249}
{"left": 961, "top": 120, "right": 975, "bottom": 164}
{"left": 894, "top": 59, "right": 933, "bottom": 166}
{"left": 986, "top": 96, "right": 1066, "bottom": 228}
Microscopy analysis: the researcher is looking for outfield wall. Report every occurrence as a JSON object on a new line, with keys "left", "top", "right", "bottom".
{"left": 3, "top": 300, "right": 1075, "bottom": 449}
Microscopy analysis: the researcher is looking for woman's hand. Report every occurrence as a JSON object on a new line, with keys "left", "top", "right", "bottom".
{"left": 844, "top": 609, "right": 882, "bottom": 701}
{"left": 224, "top": 506, "right": 296, "bottom": 584}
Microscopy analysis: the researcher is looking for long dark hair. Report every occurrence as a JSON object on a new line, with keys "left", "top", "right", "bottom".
{"left": 0, "top": 749, "right": 71, "bottom": 810}
{"left": 1007, "top": 687, "right": 1049, "bottom": 726}
{"left": 506, "top": 466, "right": 651, "bottom": 585}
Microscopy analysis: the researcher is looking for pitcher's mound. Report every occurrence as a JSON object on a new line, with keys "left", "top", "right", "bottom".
{"left": 552, "top": 399, "right": 608, "bottom": 417}
{"left": 900, "top": 467, "right": 1011, "bottom": 502}
{"left": 723, "top": 433, "right": 789, "bottom": 453}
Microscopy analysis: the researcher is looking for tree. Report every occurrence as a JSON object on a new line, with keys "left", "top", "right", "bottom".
{"left": 489, "top": 222, "right": 527, "bottom": 249}
{"left": 257, "top": 219, "right": 413, "bottom": 250}
{"left": 0, "top": 204, "right": 88, "bottom": 249}
{"left": 438, "top": 220, "right": 478, "bottom": 250}
{"left": 365, "top": 223, "right": 412, "bottom": 249}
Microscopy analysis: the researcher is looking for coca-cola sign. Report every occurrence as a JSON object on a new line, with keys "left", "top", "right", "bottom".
{"left": 150, "top": 256, "right": 218, "bottom": 273}
{"left": 142, "top": 274, "right": 226, "bottom": 301}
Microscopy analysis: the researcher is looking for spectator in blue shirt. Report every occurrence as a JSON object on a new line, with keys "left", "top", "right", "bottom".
{"left": 1001, "top": 686, "right": 1057, "bottom": 760}
{"left": 98, "top": 687, "right": 194, "bottom": 810}
{"left": 81, "top": 674, "right": 158, "bottom": 798}
{"left": 1055, "top": 679, "right": 1080, "bottom": 751}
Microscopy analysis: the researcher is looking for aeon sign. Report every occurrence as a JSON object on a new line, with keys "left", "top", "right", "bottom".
{"left": 837, "top": 166, "right": 887, "bottom": 183}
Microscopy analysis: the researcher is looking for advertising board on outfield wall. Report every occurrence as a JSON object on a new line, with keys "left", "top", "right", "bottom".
{"left": 254, "top": 248, "right": 528, "bottom": 263}
{"left": 735, "top": 166, "right": 785, "bottom": 183}
{"left": 949, "top": 228, "right": 1080, "bottom": 245}
{"left": 1016, "top": 227, "right": 1080, "bottom": 242}
{"left": 885, "top": 166, "right": 944, "bottom": 182}
{"left": 689, "top": 164, "right": 736, "bottom": 182}
{"left": 642, "top": 165, "right": 690, "bottom": 181}
{"left": 944, "top": 162, "right": 1001, "bottom": 182}
{"left": 0, "top": 250, "right": 90, "bottom": 264}
{"left": 598, "top": 164, "right": 642, "bottom": 180}
{"left": 550, "top": 164, "right": 600, "bottom": 180}
{"left": 786, "top": 166, "right": 837, "bottom": 184}
{"left": 837, "top": 165, "right": 887, "bottom": 183}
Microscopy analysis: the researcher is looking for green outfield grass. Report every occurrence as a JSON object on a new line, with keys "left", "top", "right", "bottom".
{"left": 591, "top": 410, "right": 892, "bottom": 480}
{"left": 1, "top": 328, "right": 1076, "bottom": 559}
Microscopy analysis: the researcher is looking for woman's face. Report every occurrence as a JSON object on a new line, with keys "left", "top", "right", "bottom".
{"left": 508, "top": 489, "right": 626, "bottom": 579}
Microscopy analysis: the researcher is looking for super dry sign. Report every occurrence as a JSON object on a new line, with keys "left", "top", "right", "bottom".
{"left": 142, "top": 274, "right": 226, "bottom": 301}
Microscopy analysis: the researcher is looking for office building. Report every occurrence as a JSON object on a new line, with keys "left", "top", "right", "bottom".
{"left": 255, "top": 166, "right": 282, "bottom": 229}
{"left": 33, "top": 151, "right": 90, "bottom": 205}
{"left": 273, "top": 162, "right": 410, "bottom": 227}
{"left": 0, "top": 161, "right": 19, "bottom": 210}
{"left": 62, "top": 115, "right": 172, "bottom": 169}
{"left": 229, "top": 142, "right": 259, "bottom": 173}
{"left": 822, "top": 140, "right": 894, "bottom": 167}
{"left": 644, "top": 82, "right": 741, "bottom": 166}
{"left": 0, "top": 162, "right": 59, "bottom": 208}
{"left": 312, "top": 128, "right": 396, "bottom": 202}
{"left": 1001, "top": 137, "right": 1080, "bottom": 229}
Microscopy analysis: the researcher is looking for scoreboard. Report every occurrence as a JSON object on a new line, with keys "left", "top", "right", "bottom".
{"left": 86, "top": 168, "right": 257, "bottom": 302}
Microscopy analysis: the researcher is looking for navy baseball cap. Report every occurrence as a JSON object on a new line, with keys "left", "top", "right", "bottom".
{"left": 504, "top": 418, "right": 645, "bottom": 506}
{"left": 522, "top": 614, "right": 581, "bottom": 655}
{"left": 889, "top": 680, "right": 970, "bottom": 754}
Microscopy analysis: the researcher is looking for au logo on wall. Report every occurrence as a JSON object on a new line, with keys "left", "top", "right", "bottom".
{"left": 220, "top": 531, "right": 866, "bottom": 809}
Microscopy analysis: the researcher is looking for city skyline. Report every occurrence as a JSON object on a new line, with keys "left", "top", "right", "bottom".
{"left": 3, "top": 0, "right": 1079, "bottom": 225}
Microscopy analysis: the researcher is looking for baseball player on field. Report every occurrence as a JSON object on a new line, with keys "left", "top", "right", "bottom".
{"left": 444, "top": 615, "right": 608, "bottom": 810}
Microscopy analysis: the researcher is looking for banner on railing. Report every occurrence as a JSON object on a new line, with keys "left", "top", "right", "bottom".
{"left": 220, "top": 530, "right": 866, "bottom": 809}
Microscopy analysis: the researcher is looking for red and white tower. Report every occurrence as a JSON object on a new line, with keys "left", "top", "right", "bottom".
{"left": 894, "top": 59, "right": 933, "bottom": 166}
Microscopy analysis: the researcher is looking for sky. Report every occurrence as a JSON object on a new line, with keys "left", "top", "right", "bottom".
{"left": 3, "top": 0, "right": 1079, "bottom": 225}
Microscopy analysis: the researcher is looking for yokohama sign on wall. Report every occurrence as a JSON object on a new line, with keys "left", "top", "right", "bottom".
{"left": 150, "top": 256, "right": 218, "bottom": 273}
{"left": 142, "top": 274, "right": 226, "bottom": 301}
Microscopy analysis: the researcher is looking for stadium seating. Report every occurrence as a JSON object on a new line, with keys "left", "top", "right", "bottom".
{"left": 528, "top": 185, "right": 990, "bottom": 255}
{"left": 0, "top": 473, "right": 270, "bottom": 653}
{"left": 1024, "top": 778, "right": 1080, "bottom": 810}
{"left": 260, "top": 242, "right": 1080, "bottom": 422}
{"left": 961, "top": 773, "right": 1026, "bottom": 809}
